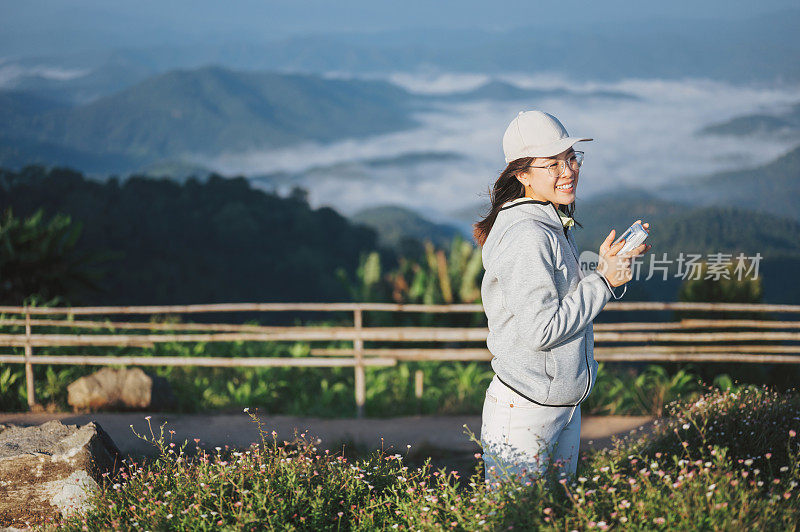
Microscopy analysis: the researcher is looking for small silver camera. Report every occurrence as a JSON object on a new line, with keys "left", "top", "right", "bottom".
{"left": 612, "top": 221, "right": 648, "bottom": 255}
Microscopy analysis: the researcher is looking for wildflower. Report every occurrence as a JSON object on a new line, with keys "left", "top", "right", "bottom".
{"left": 243, "top": 407, "right": 249, "bottom": 413}
{"left": 790, "top": 430, "right": 796, "bottom": 438}
{"left": 653, "top": 517, "right": 666, "bottom": 525}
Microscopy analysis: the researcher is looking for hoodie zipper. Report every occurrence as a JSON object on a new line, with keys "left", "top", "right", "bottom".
{"left": 551, "top": 203, "right": 593, "bottom": 405}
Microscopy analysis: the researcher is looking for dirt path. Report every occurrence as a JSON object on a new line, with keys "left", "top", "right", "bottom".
{"left": 0, "top": 411, "right": 655, "bottom": 458}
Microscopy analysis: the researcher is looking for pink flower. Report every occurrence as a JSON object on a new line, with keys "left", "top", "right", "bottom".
{"left": 790, "top": 430, "right": 797, "bottom": 438}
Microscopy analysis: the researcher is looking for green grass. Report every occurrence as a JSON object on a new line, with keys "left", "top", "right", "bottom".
{"left": 33, "top": 385, "right": 800, "bottom": 531}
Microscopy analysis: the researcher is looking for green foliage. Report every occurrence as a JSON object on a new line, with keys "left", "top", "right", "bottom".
{"left": 337, "top": 234, "right": 483, "bottom": 308}
{"left": 0, "top": 166, "right": 381, "bottom": 306}
{"left": 585, "top": 364, "right": 704, "bottom": 416}
{"left": 0, "top": 207, "right": 104, "bottom": 304}
{"left": 0, "top": 331, "right": 734, "bottom": 418}
{"left": 50, "top": 386, "right": 800, "bottom": 531}
{"left": 0, "top": 367, "right": 24, "bottom": 410}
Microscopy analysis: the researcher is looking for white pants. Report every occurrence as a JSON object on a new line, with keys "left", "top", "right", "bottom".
{"left": 480, "top": 374, "right": 581, "bottom": 489}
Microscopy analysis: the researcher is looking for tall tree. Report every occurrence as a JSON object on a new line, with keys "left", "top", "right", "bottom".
{"left": 0, "top": 208, "right": 103, "bottom": 305}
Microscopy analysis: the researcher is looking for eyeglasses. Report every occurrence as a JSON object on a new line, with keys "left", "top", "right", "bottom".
{"left": 526, "top": 151, "right": 584, "bottom": 178}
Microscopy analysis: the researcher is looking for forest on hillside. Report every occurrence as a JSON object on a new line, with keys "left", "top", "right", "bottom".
{"left": 0, "top": 165, "right": 396, "bottom": 307}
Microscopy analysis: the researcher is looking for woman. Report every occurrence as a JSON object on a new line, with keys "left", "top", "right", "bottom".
{"left": 473, "top": 110, "right": 651, "bottom": 488}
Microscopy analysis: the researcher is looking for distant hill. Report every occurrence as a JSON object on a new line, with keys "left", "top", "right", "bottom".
{"left": 3, "top": 51, "right": 159, "bottom": 105}
{"left": 0, "top": 90, "right": 69, "bottom": 123}
{"left": 428, "top": 80, "right": 639, "bottom": 102}
{"left": 699, "top": 103, "right": 800, "bottom": 137}
{"left": 0, "top": 65, "right": 418, "bottom": 172}
{"left": 653, "top": 145, "right": 800, "bottom": 220}
{"left": 350, "top": 204, "right": 464, "bottom": 258}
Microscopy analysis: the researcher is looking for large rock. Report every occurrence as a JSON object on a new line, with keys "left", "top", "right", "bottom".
{"left": 67, "top": 367, "right": 175, "bottom": 411}
{"left": 0, "top": 420, "right": 121, "bottom": 527}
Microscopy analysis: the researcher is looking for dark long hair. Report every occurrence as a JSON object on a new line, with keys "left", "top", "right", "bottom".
{"left": 472, "top": 157, "right": 582, "bottom": 247}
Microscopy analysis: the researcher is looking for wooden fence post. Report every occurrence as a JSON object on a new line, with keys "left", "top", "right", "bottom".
{"left": 354, "top": 306, "right": 366, "bottom": 418}
{"left": 414, "top": 369, "right": 424, "bottom": 399}
{"left": 24, "top": 306, "right": 36, "bottom": 409}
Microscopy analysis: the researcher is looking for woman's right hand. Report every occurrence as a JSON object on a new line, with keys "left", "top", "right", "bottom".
{"left": 597, "top": 220, "right": 651, "bottom": 287}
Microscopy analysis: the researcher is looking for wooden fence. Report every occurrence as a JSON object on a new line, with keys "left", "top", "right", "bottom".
{"left": 2, "top": 301, "right": 800, "bottom": 416}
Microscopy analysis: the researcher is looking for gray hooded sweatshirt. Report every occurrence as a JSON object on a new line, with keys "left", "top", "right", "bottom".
{"left": 480, "top": 197, "right": 622, "bottom": 406}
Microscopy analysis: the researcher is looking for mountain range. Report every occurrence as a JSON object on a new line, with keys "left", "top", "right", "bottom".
{"left": 699, "top": 102, "right": 800, "bottom": 138}
{"left": 0, "top": 66, "right": 418, "bottom": 173}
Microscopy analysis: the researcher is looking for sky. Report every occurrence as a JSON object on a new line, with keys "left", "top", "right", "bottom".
{"left": 2, "top": 0, "right": 798, "bottom": 57}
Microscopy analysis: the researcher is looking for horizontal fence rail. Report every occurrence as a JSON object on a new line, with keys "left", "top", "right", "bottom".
{"left": 2, "top": 301, "right": 800, "bottom": 415}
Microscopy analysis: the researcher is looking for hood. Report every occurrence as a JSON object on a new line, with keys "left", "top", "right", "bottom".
{"left": 481, "top": 198, "right": 564, "bottom": 271}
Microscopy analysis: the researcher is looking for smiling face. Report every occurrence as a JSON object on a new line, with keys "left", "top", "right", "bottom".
{"left": 515, "top": 147, "right": 579, "bottom": 207}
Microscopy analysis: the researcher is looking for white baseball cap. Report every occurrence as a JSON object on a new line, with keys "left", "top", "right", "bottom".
{"left": 502, "top": 110, "right": 593, "bottom": 163}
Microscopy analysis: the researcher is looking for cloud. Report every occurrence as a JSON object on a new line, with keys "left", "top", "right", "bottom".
{"left": 0, "top": 61, "right": 91, "bottom": 87}
{"left": 191, "top": 74, "right": 800, "bottom": 224}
